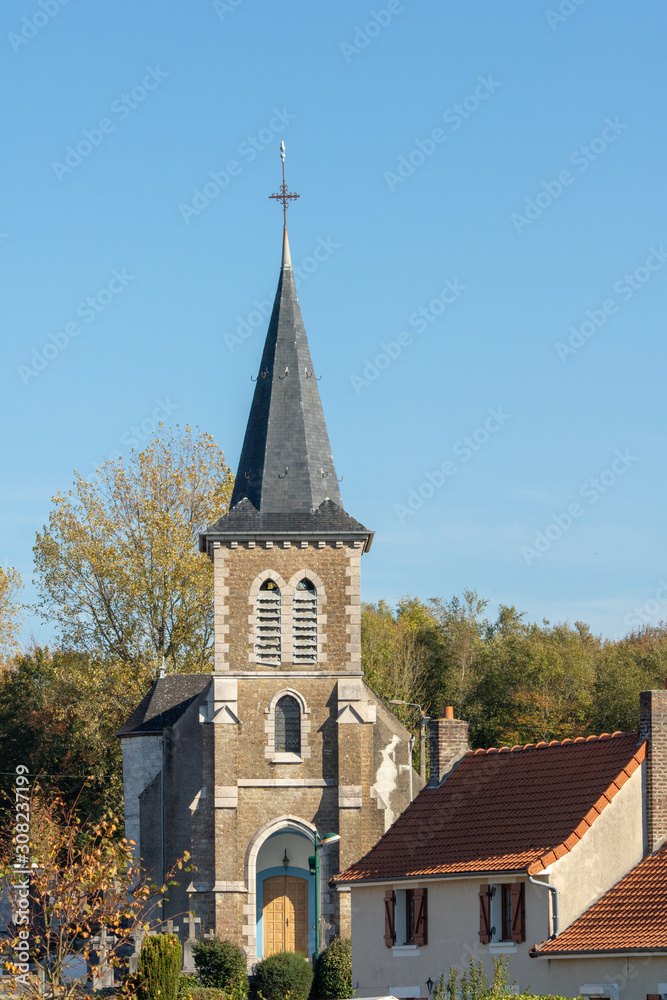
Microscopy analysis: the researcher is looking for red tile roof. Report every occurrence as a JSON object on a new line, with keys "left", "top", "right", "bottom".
{"left": 336, "top": 732, "right": 645, "bottom": 882}
{"left": 533, "top": 842, "right": 667, "bottom": 955}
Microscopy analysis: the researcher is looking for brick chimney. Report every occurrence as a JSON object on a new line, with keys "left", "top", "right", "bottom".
{"left": 428, "top": 707, "right": 469, "bottom": 786}
{"left": 639, "top": 686, "right": 667, "bottom": 853}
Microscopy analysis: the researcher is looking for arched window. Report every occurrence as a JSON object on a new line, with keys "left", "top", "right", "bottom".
{"left": 275, "top": 695, "right": 301, "bottom": 753}
{"left": 293, "top": 579, "right": 317, "bottom": 664}
{"left": 256, "top": 579, "right": 281, "bottom": 665}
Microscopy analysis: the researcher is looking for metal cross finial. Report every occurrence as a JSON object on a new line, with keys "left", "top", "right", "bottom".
{"left": 269, "top": 140, "right": 300, "bottom": 226}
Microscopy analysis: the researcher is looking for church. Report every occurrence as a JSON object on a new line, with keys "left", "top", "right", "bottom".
{"left": 119, "top": 153, "right": 418, "bottom": 966}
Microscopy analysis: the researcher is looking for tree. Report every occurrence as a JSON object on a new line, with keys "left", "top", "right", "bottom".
{"left": 361, "top": 600, "right": 427, "bottom": 708}
{"left": 137, "top": 933, "right": 182, "bottom": 1000}
{"left": 0, "top": 787, "right": 191, "bottom": 1000}
{"left": 465, "top": 619, "right": 599, "bottom": 747}
{"left": 591, "top": 624, "right": 667, "bottom": 734}
{"left": 0, "top": 647, "right": 144, "bottom": 818}
{"left": 33, "top": 426, "right": 233, "bottom": 676}
{"left": 0, "top": 565, "right": 23, "bottom": 658}
{"left": 424, "top": 589, "right": 490, "bottom": 715}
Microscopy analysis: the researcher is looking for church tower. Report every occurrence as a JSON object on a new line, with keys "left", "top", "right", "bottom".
{"left": 120, "top": 151, "right": 418, "bottom": 965}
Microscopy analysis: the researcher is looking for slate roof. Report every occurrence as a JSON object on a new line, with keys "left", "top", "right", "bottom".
{"left": 227, "top": 233, "right": 343, "bottom": 516}
{"left": 201, "top": 497, "right": 372, "bottom": 546}
{"left": 117, "top": 674, "right": 210, "bottom": 736}
{"left": 533, "top": 842, "right": 667, "bottom": 955}
{"left": 335, "top": 732, "right": 646, "bottom": 882}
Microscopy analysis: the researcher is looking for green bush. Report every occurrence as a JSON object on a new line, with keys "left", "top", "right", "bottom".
{"left": 255, "top": 951, "right": 314, "bottom": 1000}
{"left": 137, "top": 933, "right": 183, "bottom": 1000}
{"left": 178, "top": 976, "right": 230, "bottom": 1000}
{"left": 311, "top": 938, "right": 352, "bottom": 1000}
{"left": 192, "top": 937, "right": 248, "bottom": 999}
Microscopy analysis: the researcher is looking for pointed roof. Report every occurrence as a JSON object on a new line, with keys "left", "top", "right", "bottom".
{"left": 229, "top": 227, "right": 342, "bottom": 515}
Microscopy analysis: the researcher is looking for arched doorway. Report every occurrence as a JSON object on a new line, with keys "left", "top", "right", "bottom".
{"left": 255, "top": 829, "right": 315, "bottom": 959}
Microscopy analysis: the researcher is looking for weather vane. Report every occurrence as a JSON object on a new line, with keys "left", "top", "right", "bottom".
{"left": 269, "top": 141, "right": 300, "bottom": 226}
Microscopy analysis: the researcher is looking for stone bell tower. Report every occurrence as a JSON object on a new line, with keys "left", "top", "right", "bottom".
{"left": 120, "top": 153, "right": 418, "bottom": 966}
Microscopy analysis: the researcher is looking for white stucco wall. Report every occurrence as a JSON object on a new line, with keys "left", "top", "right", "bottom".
{"left": 550, "top": 763, "right": 645, "bottom": 930}
{"left": 347, "top": 878, "right": 666, "bottom": 999}
{"left": 348, "top": 878, "right": 549, "bottom": 999}
{"left": 120, "top": 734, "right": 163, "bottom": 861}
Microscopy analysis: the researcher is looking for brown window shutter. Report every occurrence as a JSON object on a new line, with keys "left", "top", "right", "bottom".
{"left": 510, "top": 882, "right": 525, "bottom": 943}
{"left": 413, "top": 887, "right": 428, "bottom": 946}
{"left": 478, "top": 884, "right": 491, "bottom": 944}
{"left": 384, "top": 890, "right": 396, "bottom": 947}
{"left": 647, "top": 995, "right": 660, "bottom": 999}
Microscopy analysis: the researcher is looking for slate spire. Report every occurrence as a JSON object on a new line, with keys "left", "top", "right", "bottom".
{"left": 229, "top": 226, "right": 342, "bottom": 514}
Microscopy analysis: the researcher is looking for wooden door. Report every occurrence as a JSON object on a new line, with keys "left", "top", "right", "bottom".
{"left": 263, "top": 876, "right": 308, "bottom": 956}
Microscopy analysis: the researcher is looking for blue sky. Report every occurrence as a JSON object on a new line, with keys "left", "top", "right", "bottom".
{"left": 2, "top": 0, "right": 666, "bottom": 645}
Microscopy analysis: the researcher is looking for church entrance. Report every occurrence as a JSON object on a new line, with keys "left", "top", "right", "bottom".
{"left": 263, "top": 875, "right": 308, "bottom": 955}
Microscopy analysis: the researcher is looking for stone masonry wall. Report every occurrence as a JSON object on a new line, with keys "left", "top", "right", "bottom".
{"left": 213, "top": 541, "right": 363, "bottom": 672}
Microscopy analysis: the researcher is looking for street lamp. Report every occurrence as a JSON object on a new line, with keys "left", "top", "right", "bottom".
{"left": 308, "top": 831, "right": 341, "bottom": 963}
{"left": 389, "top": 700, "right": 430, "bottom": 783}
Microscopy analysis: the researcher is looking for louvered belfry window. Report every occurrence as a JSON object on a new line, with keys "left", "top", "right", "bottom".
{"left": 256, "top": 580, "right": 281, "bottom": 664}
{"left": 293, "top": 578, "right": 317, "bottom": 664}
{"left": 275, "top": 695, "right": 301, "bottom": 753}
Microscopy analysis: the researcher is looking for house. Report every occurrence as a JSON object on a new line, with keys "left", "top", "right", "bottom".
{"left": 334, "top": 691, "right": 667, "bottom": 999}
{"left": 119, "top": 210, "right": 419, "bottom": 966}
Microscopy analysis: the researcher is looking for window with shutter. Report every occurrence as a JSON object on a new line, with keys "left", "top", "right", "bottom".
{"left": 293, "top": 578, "right": 317, "bottom": 664}
{"left": 256, "top": 580, "right": 281, "bottom": 664}
{"left": 413, "top": 887, "right": 428, "bottom": 947}
{"left": 384, "top": 890, "right": 396, "bottom": 948}
{"left": 509, "top": 882, "right": 525, "bottom": 943}
{"left": 478, "top": 884, "right": 491, "bottom": 944}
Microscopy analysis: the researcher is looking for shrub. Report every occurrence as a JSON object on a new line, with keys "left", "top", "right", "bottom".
{"left": 179, "top": 976, "right": 230, "bottom": 1000}
{"left": 255, "top": 950, "right": 314, "bottom": 1000}
{"left": 137, "top": 933, "right": 183, "bottom": 1000}
{"left": 192, "top": 937, "right": 248, "bottom": 1000}
{"left": 312, "top": 938, "right": 352, "bottom": 1000}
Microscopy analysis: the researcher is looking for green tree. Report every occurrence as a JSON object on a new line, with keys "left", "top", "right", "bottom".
{"left": 361, "top": 600, "right": 427, "bottom": 706}
{"left": 33, "top": 425, "right": 233, "bottom": 675}
{"left": 592, "top": 624, "right": 667, "bottom": 733}
{"left": 423, "top": 589, "right": 490, "bottom": 715}
{"left": 138, "top": 934, "right": 183, "bottom": 1000}
{"left": 465, "top": 619, "right": 599, "bottom": 747}
{"left": 0, "top": 646, "right": 143, "bottom": 817}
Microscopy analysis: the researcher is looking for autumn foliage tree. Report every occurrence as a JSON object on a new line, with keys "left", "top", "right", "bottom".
{"left": 362, "top": 593, "right": 667, "bottom": 750}
{"left": 0, "top": 565, "right": 23, "bottom": 659}
{"left": 0, "top": 788, "right": 191, "bottom": 1000}
{"left": 33, "top": 425, "right": 233, "bottom": 677}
